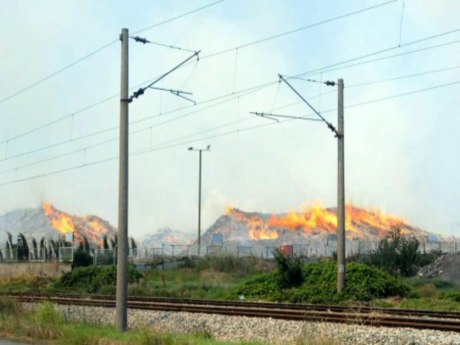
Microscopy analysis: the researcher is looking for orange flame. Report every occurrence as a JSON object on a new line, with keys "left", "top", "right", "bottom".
{"left": 226, "top": 203, "right": 411, "bottom": 240}
{"left": 42, "top": 202, "right": 115, "bottom": 246}
{"left": 226, "top": 208, "right": 279, "bottom": 240}
{"left": 43, "top": 202, "right": 75, "bottom": 234}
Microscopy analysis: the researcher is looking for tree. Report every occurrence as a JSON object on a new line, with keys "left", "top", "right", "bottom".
{"left": 371, "top": 225, "right": 420, "bottom": 277}
{"left": 31, "top": 237, "right": 38, "bottom": 260}
{"left": 273, "top": 249, "right": 304, "bottom": 288}
{"left": 17, "top": 233, "right": 29, "bottom": 261}
{"left": 130, "top": 237, "right": 137, "bottom": 257}
{"left": 73, "top": 235, "right": 93, "bottom": 269}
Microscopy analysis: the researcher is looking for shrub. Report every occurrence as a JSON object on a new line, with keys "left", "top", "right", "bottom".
{"left": 273, "top": 249, "right": 304, "bottom": 288}
{"left": 417, "top": 283, "right": 437, "bottom": 298}
{"left": 232, "top": 260, "right": 409, "bottom": 303}
{"left": 442, "top": 291, "right": 460, "bottom": 302}
{"left": 370, "top": 225, "right": 420, "bottom": 277}
{"left": 72, "top": 248, "right": 93, "bottom": 268}
{"left": 54, "top": 265, "right": 142, "bottom": 293}
{"left": 231, "top": 271, "right": 282, "bottom": 301}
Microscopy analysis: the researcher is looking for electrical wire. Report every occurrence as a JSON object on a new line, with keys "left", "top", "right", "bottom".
{"left": 0, "top": 0, "right": 225, "bottom": 105}
{"left": 202, "top": 0, "right": 397, "bottom": 59}
{"left": 0, "top": 81, "right": 274, "bottom": 163}
{"left": 3, "top": 19, "right": 458, "bottom": 147}
{"left": 298, "top": 39, "right": 460, "bottom": 77}
{"left": 295, "top": 28, "right": 460, "bottom": 77}
{"left": 1, "top": 78, "right": 459, "bottom": 186}
{"left": 0, "top": 23, "right": 460, "bottom": 152}
{"left": 2, "top": 60, "right": 459, "bottom": 163}
{"left": 0, "top": 40, "right": 118, "bottom": 105}
{"left": 131, "top": 0, "right": 225, "bottom": 34}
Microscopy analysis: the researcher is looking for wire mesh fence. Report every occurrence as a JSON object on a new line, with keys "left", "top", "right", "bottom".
{"left": 0, "top": 239, "right": 458, "bottom": 264}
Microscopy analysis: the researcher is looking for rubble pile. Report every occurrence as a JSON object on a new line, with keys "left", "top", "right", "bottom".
{"left": 418, "top": 253, "right": 460, "bottom": 285}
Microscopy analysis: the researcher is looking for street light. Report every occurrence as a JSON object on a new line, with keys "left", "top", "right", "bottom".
{"left": 188, "top": 145, "right": 211, "bottom": 256}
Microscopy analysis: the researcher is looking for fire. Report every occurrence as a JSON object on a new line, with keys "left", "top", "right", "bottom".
{"left": 42, "top": 202, "right": 116, "bottom": 246}
{"left": 269, "top": 205, "right": 338, "bottom": 232}
{"left": 226, "top": 208, "right": 279, "bottom": 240}
{"left": 226, "top": 203, "right": 410, "bottom": 240}
{"left": 42, "top": 202, "right": 75, "bottom": 234}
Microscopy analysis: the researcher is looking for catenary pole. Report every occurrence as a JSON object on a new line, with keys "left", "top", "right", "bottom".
{"left": 337, "top": 78, "right": 346, "bottom": 293}
{"left": 116, "top": 28, "right": 129, "bottom": 332}
{"left": 198, "top": 149, "right": 202, "bottom": 256}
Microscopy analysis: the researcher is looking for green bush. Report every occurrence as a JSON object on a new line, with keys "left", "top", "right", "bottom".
{"left": 273, "top": 249, "right": 304, "bottom": 288}
{"left": 72, "top": 249, "right": 93, "bottom": 268}
{"left": 442, "top": 291, "right": 460, "bottom": 302}
{"left": 232, "top": 260, "right": 409, "bottom": 303}
{"left": 370, "top": 225, "right": 421, "bottom": 277}
{"left": 54, "top": 265, "right": 142, "bottom": 293}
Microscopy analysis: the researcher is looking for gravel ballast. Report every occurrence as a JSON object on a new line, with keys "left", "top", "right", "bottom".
{"left": 43, "top": 304, "right": 460, "bottom": 345}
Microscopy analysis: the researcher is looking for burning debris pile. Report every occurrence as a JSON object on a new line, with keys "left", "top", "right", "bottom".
{"left": 0, "top": 203, "right": 117, "bottom": 248}
{"left": 200, "top": 204, "right": 434, "bottom": 247}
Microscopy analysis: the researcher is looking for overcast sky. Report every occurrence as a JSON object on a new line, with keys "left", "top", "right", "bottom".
{"left": 0, "top": 0, "right": 459, "bottom": 238}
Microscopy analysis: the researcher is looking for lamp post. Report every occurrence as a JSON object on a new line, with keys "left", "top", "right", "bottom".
{"left": 188, "top": 145, "right": 211, "bottom": 256}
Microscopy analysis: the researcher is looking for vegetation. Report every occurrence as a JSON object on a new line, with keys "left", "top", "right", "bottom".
{"left": 131, "top": 256, "right": 272, "bottom": 299}
{"left": 273, "top": 249, "right": 304, "bottom": 288}
{"left": 367, "top": 225, "right": 438, "bottom": 277}
{"left": 0, "top": 298, "right": 264, "bottom": 345}
{"left": 54, "top": 265, "right": 142, "bottom": 293}
{"left": 232, "top": 259, "right": 409, "bottom": 304}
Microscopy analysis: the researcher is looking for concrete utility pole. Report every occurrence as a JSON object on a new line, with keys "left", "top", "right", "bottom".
{"left": 116, "top": 28, "right": 129, "bottom": 332}
{"left": 188, "top": 145, "right": 211, "bottom": 256}
{"left": 337, "top": 78, "right": 345, "bottom": 293}
{"left": 253, "top": 76, "right": 347, "bottom": 294}
{"left": 198, "top": 149, "right": 203, "bottom": 254}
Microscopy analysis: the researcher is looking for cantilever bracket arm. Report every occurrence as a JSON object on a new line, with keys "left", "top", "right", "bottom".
{"left": 278, "top": 74, "right": 341, "bottom": 138}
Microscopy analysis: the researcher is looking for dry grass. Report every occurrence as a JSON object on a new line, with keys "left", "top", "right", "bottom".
{"left": 293, "top": 325, "right": 338, "bottom": 345}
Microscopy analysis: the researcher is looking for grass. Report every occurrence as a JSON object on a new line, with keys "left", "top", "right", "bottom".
{"left": 1, "top": 256, "right": 460, "bottom": 315}
{"left": 0, "top": 298, "right": 264, "bottom": 345}
{"left": 0, "top": 298, "right": 337, "bottom": 345}
{"left": 129, "top": 256, "right": 273, "bottom": 299}
{"left": 0, "top": 276, "right": 54, "bottom": 293}
{"left": 372, "top": 277, "right": 460, "bottom": 311}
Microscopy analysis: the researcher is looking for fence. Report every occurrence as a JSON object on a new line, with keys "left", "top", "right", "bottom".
{"left": 0, "top": 246, "right": 74, "bottom": 262}
{"left": 1, "top": 239, "right": 457, "bottom": 265}
{"left": 133, "top": 239, "right": 460, "bottom": 262}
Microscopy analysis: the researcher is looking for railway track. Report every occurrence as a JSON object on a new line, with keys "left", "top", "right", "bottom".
{"left": 4, "top": 293, "right": 460, "bottom": 332}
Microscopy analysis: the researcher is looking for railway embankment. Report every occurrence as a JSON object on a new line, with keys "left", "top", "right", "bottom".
{"left": 44, "top": 303, "right": 460, "bottom": 345}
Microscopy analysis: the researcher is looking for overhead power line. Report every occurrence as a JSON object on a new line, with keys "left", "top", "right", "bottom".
{"left": 2, "top": 78, "right": 459, "bottom": 185}
{"left": 295, "top": 28, "right": 460, "bottom": 77}
{"left": 2, "top": 25, "right": 459, "bottom": 151}
{"left": 203, "top": 0, "right": 397, "bottom": 59}
{"left": 0, "top": 40, "right": 117, "bottom": 105}
{"left": 131, "top": 0, "right": 225, "bottom": 35}
{"left": 0, "top": 0, "right": 224, "bottom": 105}
{"left": 2, "top": 57, "right": 459, "bottom": 163}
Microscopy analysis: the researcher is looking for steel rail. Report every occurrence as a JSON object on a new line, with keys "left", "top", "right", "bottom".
{"left": 5, "top": 293, "right": 460, "bottom": 332}
{"left": 5, "top": 292, "right": 460, "bottom": 320}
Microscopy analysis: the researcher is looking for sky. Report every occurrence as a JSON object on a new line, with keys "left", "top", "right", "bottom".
{"left": 0, "top": 0, "right": 459, "bottom": 238}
